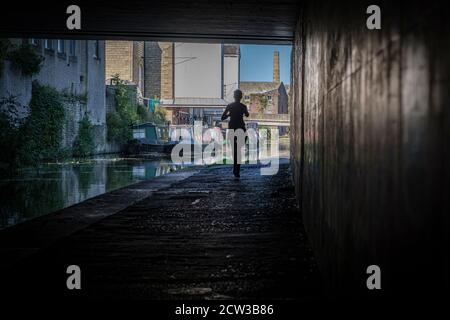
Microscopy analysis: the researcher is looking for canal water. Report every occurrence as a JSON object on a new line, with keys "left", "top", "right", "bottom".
{"left": 0, "top": 156, "right": 183, "bottom": 230}
{"left": 0, "top": 139, "right": 290, "bottom": 230}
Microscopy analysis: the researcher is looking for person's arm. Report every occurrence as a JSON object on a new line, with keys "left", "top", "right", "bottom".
{"left": 244, "top": 105, "right": 249, "bottom": 117}
{"left": 221, "top": 105, "right": 230, "bottom": 121}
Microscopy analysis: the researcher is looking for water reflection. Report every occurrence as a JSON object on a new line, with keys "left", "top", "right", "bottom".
{"left": 0, "top": 139, "right": 290, "bottom": 230}
{"left": 0, "top": 157, "right": 182, "bottom": 229}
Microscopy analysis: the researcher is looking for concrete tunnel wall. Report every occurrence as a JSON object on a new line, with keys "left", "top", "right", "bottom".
{"left": 290, "top": 0, "right": 449, "bottom": 294}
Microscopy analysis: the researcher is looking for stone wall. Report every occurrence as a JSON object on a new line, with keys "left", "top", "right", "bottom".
{"left": 0, "top": 61, "right": 31, "bottom": 119}
{"left": 33, "top": 39, "right": 81, "bottom": 94}
{"left": 1, "top": 39, "right": 107, "bottom": 155}
{"left": 160, "top": 42, "right": 174, "bottom": 102}
{"left": 144, "top": 42, "right": 162, "bottom": 98}
{"left": 105, "top": 41, "right": 144, "bottom": 95}
{"left": 61, "top": 100, "right": 86, "bottom": 149}
{"left": 132, "top": 41, "right": 144, "bottom": 94}
{"left": 105, "top": 41, "right": 133, "bottom": 83}
{"left": 80, "top": 41, "right": 107, "bottom": 153}
{"left": 290, "top": 0, "right": 449, "bottom": 294}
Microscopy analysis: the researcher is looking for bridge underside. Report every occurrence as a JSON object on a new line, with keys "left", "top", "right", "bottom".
{"left": 0, "top": 0, "right": 301, "bottom": 44}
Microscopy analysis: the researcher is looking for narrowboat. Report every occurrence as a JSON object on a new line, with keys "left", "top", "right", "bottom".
{"left": 126, "top": 122, "right": 178, "bottom": 154}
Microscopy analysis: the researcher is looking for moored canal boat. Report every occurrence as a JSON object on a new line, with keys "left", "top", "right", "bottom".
{"left": 126, "top": 122, "right": 178, "bottom": 154}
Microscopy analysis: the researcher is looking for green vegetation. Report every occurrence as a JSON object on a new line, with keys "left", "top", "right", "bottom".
{"left": 72, "top": 115, "right": 95, "bottom": 158}
{"left": 107, "top": 74, "right": 166, "bottom": 146}
{"left": 0, "top": 39, "right": 12, "bottom": 75}
{"left": 257, "top": 95, "right": 268, "bottom": 113}
{"left": 0, "top": 40, "right": 43, "bottom": 77}
{"left": 0, "top": 41, "right": 98, "bottom": 175}
{"left": 106, "top": 75, "right": 138, "bottom": 145}
{"left": 0, "top": 94, "right": 22, "bottom": 175}
{"left": 18, "top": 81, "right": 66, "bottom": 164}
{"left": 61, "top": 88, "right": 88, "bottom": 104}
{"left": 0, "top": 82, "right": 67, "bottom": 175}
{"left": 137, "top": 103, "right": 166, "bottom": 124}
{"left": 7, "top": 43, "right": 44, "bottom": 76}
{"left": 106, "top": 111, "right": 129, "bottom": 146}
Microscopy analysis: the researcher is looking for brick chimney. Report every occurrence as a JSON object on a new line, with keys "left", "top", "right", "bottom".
{"left": 273, "top": 51, "right": 280, "bottom": 83}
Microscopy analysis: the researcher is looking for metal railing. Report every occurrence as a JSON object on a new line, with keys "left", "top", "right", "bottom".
{"left": 247, "top": 113, "right": 290, "bottom": 121}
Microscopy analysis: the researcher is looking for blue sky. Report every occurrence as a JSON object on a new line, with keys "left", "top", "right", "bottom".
{"left": 240, "top": 45, "right": 292, "bottom": 84}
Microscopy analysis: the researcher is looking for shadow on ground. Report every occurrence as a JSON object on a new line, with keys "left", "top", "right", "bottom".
{"left": 1, "top": 163, "right": 322, "bottom": 300}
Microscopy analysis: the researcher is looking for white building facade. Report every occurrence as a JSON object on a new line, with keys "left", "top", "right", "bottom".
{"left": 161, "top": 43, "right": 240, "bottom": 126}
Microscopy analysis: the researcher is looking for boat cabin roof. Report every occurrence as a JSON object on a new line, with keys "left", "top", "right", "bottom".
{"left": 132, "top": 122, "right": 167, "bottom": 129}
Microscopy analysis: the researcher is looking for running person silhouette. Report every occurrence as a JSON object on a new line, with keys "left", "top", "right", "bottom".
{"left": 221, "top": 89, "right": 249, "bottom": 178}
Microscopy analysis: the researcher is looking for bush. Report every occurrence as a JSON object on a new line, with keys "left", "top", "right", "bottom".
{"left": 137, "top": 104, "right": 150, "bottom": 121}
{"left": 73, "top": 115, "right": 95, "bottom": 157}
{"left": 151, "top": 106, "right": 167, "bottom": 124}
{"left": 0, "top": 94, "right": 25, "bottom": 175}
{"left": 0, "top": 83, "right": 67, "bottom": 173}
{"left": 61, "top": 89, "right": 88, "bottom": 104}
{"left": 106, "top": 75, "right": 137, "bottom": 145}
{"left": 18, "top": 81, "right": 65, "bottom": 164}
{"left": 0, "top": 39, "right": 12, "bottom": 75}
{"left": 0, "top": 111, "right": 21, "bottom": 175}
{"left": 258, "top": 95, "right": 268, "bottom": 113}
{"left": 7, "top": 43, "right": 44, "bottom": 76}
{"left": 107, "top": 75, "right": 167, "bottom": 147}
{"left": 106, "top": 111, "right": 130, "bottom": 145}
{"left": 137, "top": 104, "right": 166, "bottom": 124}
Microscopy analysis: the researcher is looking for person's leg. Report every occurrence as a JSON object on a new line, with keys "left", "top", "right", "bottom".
{"left": 233, "top": 136, "right": 238, "bottom": 176}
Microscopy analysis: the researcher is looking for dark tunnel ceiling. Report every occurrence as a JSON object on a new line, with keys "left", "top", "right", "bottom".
{"left": 0, "top": 1, "right": 302, "bottom": 44}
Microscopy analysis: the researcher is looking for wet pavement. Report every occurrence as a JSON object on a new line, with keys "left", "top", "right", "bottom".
{"left": 1, "top": 162, "right": 321, "bottom": 300}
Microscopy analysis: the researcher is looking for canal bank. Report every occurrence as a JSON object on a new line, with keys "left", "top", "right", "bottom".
{"left": 0, "top": 159, "right": 321, "bottom": 300}
{"left": 0, "top": 137, "right": 289, "bottom": 230}
{"left": 0, "top": 166, "right": 199, "bottom": 269}
{"left": 0, "top": 155, "right": 186, "bottom": 229}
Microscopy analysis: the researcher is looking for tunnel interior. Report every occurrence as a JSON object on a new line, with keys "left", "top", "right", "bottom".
{"left": 0, "top": 0, "right": 449, "bottom": 296}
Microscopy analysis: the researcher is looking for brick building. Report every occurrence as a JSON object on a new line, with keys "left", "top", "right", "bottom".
{"left": 240, "top": 51, "right": 289, "bottom": 115}
{"left": 105, "top": 41, "right": 145, "bottom": 95}
{"left": 105, "top": 41, "right": 240, "bottom": 126}
{"left": 143, "top": 42, "right": 161, "bottom": 99}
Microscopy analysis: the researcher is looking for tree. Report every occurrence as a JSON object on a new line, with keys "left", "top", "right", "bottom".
{"left": 258, "top": 95, "right": 268, "bottom": 113}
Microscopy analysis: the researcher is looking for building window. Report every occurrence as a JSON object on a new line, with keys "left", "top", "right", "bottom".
{"left": 244, "top": 95, "right": 250, "bottom": 100}
{"left": 93, "top": 40, "right": 99, "bottom": 59}
{"left": 57, "top": 40, "right": 65, "bottom": 53}
{"left": 267, "top": 95, "right": 272, "bottom": 101}
{"left": 31, "top": 38, "right": 39, "bottom": 46}
{"left": 133, "top": 129, "right": 145, "bottom": 139}
{"left": 44, "top": 39, "right": 53, "bottom": 50}
{"left": 69, "top": 40, "right": 76, "bottom": 56}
